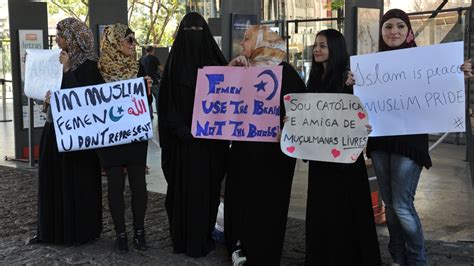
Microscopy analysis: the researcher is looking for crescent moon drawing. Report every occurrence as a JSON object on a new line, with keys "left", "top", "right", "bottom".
{"left": 257, "top": 69, "right": 279, "bottom": 101}
{"left": 109, "top": 106, "right": 124, "bottom": 122}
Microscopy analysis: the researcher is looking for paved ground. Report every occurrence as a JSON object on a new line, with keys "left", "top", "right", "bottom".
{"left": 1, "top": 165, "right": 473, "bottom": 265}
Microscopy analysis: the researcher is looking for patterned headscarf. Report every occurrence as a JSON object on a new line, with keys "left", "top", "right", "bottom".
{"left": 98, "top": 23, "right": 139, "bottom": 82}
{"left": 56, "top": 18, "right": 97, "bottom": 71}
{"left": 379, "top": 9, "right": 417, "bottom": 51}
{"left": 247, "top": 25, "right": 286, "bottom": 66}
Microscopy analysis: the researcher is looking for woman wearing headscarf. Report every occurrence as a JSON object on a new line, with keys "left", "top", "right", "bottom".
{"left": 225, "top": 25, "right": 306, "bottom": 265}
{"left": 97, "top": 23, "right": 151, "bottom": 254}
{"left": 366, "top": 9, "right": 472, "bottom": 265}
{"left": 35, "top": 17, "right": 102, "bottom": 245}
{"left": 158, "top": 12, "right": 229, "bottom": 258}
{"left": 305, "top": 29, "right": 381, "bottom": 265}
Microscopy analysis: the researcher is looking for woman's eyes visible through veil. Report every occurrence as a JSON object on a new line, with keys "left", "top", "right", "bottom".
{"left": 184, "top": 26, "right": 203, "bottom": 31}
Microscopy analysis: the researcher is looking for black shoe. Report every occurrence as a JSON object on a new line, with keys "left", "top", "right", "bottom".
{"left": 28, "top": 235, "right": 43, "bottom": 245}
{"left": 115, "top": 232, "right": 129, "bottom": 254}
{"left": 133, "top": 229, "right": 147, "bottom": 251}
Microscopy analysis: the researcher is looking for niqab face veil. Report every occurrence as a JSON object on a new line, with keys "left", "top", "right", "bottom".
{"left": 56, "top": 18, "right": 97, "bottom": 71}
{"left": 161, "top": 12, "right": 227, "bottom": 112}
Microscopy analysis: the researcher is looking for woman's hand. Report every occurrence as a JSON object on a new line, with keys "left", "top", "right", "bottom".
{"left": 59, "top": 50, "right": 71, "bottom": 73}
{"left": 144, "top": 76, "right": 152, "bottom": 95}
{"left": 365, "top": 124, "right": 372, "bottom": 135}
{"left": 345, "top": 70, "right": 355, "bottom": 86}
{"left": 282, "top": 116, "right": 289, "bottom": 123}
{"left": 42, "top": 90, "right": 51, "bottom": 113}
{"left": 276, "top": 130, "right": 282, "bottom": 143}
{"left": 44, "top": 90, "right": 51, "bottom": 104}
{"left": 228, "top": 55, "right": 249, "bottom": 67}
{"left": 461, "top": 59, "right": 473, "bottom": 78}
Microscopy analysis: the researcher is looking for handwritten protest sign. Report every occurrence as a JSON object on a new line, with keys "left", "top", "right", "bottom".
{"left": 191, "top": 66, "right": 282, "bottom": 142}
{"left": 24, "top": 49, "right": 63, "bottom": 100}
{"left": 351, "top": 41, "right": 465, "bottom": 136}
{"left": 50, "top": 78, "right": 153, "bottom": 152}
{"left": 280, "top": 93, "right": 369, "bottom": 163}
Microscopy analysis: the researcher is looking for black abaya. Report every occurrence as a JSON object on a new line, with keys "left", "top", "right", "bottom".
{"left": 306, "top": 156, "right": 381, "bottom": 265}
{"left": 158, "top": 12, "right": 229, "bottom": 258}
{"left": 37, "top": 59, "right": 102, "bottom": 245}
{"left": 305, "top": 73, "right": 381, "bottom": 265}
{"left": 224, "top": 62, "right": 306, "bottom": 265}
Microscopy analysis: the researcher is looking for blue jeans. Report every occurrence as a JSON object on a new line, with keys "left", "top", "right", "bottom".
{"left": 371, "top": 150, "right": 426, "bottom": 266}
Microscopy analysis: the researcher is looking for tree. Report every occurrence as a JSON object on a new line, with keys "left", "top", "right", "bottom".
{"left": 48, "top": 0, "right": 89, "bottom": 24}
{"left": 128, "top": 0, "right": 185, "bottom": 47}
{"left": 329, "top": 0, "right": 344, "bottom": 10}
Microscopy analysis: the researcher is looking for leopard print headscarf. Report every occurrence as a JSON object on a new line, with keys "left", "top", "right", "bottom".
{"left": 98, "top": 23, "right": 139, "bottom": 82}
{"left": 56, "top": 18, "right": 97, "bottom": 71}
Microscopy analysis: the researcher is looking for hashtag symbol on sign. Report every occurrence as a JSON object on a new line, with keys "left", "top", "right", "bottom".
{"left": 453, "top": 117, "right": 464, "bottom": 129}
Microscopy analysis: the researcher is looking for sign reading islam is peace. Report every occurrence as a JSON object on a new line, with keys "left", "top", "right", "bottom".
{"left": 351, "top": 41, "right": 465, "bottom": 136}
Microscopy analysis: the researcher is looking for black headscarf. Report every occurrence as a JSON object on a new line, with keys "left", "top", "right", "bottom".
{"left": 379, "top": 9, "right": 417, "bottom": 52}
{"left": 159, "top": 12, "right": 227, "bottom": 146}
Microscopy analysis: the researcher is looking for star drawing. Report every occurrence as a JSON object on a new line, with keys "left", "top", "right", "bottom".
{"left": 254, "top": 80, "right": 267, "bottom": 92}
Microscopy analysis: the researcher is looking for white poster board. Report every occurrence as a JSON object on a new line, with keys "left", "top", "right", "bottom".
{"left": 280, "top": 93, "right": 369, "bottom": 163}
{"left": 24, "top": 49, "right": 63, "bottom": 100}
{"left": 19, "top": 29, "right": 44, "bottom": 129}
{"left": 50, "top": 78, "right": 153, "bottom": 152}
{"left": 351, "top": 41, "right": 465, "bottom": 136}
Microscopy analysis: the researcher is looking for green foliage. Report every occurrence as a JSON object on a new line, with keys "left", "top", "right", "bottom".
{"left": 330, "top": 0, "right": 344, "bottom": 10}
{"left": 1, "top": 40, "right": 12, "bottom": 78}
{"left": 46, "top": 0, "right": 185, "bottom": 47}
{"left": 129, "top": 0, "right": 186, "bottom": 47}
{"left": 48, "top": 0, "right": 89, "bottom": 24}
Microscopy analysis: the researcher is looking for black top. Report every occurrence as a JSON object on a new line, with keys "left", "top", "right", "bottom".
{"left": 140, "top": 54, "right": 161, "bottom": 83}
{"left": 366, "top": 134, "right": 432, "bottom": 169}
{"left": 46, "top": 59, "right": 103, "bottom": 122}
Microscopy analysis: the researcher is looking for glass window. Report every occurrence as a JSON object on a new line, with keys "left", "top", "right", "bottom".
{"left": 262, "top": 0, "right": 338, "bottom": 21}
{"left": 287, "top": 19, "right": 343, "bottom": 82}
{"left": 186, "top": 0, "right": 221, "bottom": 19}
{"left": 409, "top": 10, "right": 467, "bottom": 46}
{"left": 384, "top": 0, "right": 471, "bottom": 13}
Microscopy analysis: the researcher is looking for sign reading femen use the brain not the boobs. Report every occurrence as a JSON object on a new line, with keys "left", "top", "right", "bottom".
{"left": 280, "top": 93, "right": 369, "bottom": 163}
{"left": 191, "top": 66, "right": 282, "bottom": 142}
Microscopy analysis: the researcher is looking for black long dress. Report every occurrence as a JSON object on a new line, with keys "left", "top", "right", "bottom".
{"left": 224, "top": 62, "right": 306, "bottom": 265}
{"left": 158, "top": 12, "right": 229, "bottom": 258}
{"left": 37, "top": 59, "right": 102, "bottom": 245}
{"left": 305, "top": 84, "right": 381, "bottom": 265}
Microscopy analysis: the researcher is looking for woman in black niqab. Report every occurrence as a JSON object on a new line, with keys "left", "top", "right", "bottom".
{"left": 158, "top": 12, "right": 229, "bottom": 258}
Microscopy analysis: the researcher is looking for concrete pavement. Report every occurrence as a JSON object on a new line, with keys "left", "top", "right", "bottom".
{"left": 1, "top": 165, "right": 474, "bottom": 265}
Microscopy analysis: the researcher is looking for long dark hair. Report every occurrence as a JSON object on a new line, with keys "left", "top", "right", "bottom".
{"left": 307, "top": 29, "right": 349, "bottom": 93}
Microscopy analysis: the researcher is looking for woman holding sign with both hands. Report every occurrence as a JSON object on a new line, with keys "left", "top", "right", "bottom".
{"left": 363, "top": 9, "right": 472, "bottom": 266}
{"left": 303, "top": 29, "right": 381, "bottom": 265}
{"left": 34, "top": 18, "right": 103, "bottom": 245}
{"left": 97, "top": 23, "right": 152, "bottom": 254}
{"left": 225, "top": 25, "right": 306, "bottom": 265}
